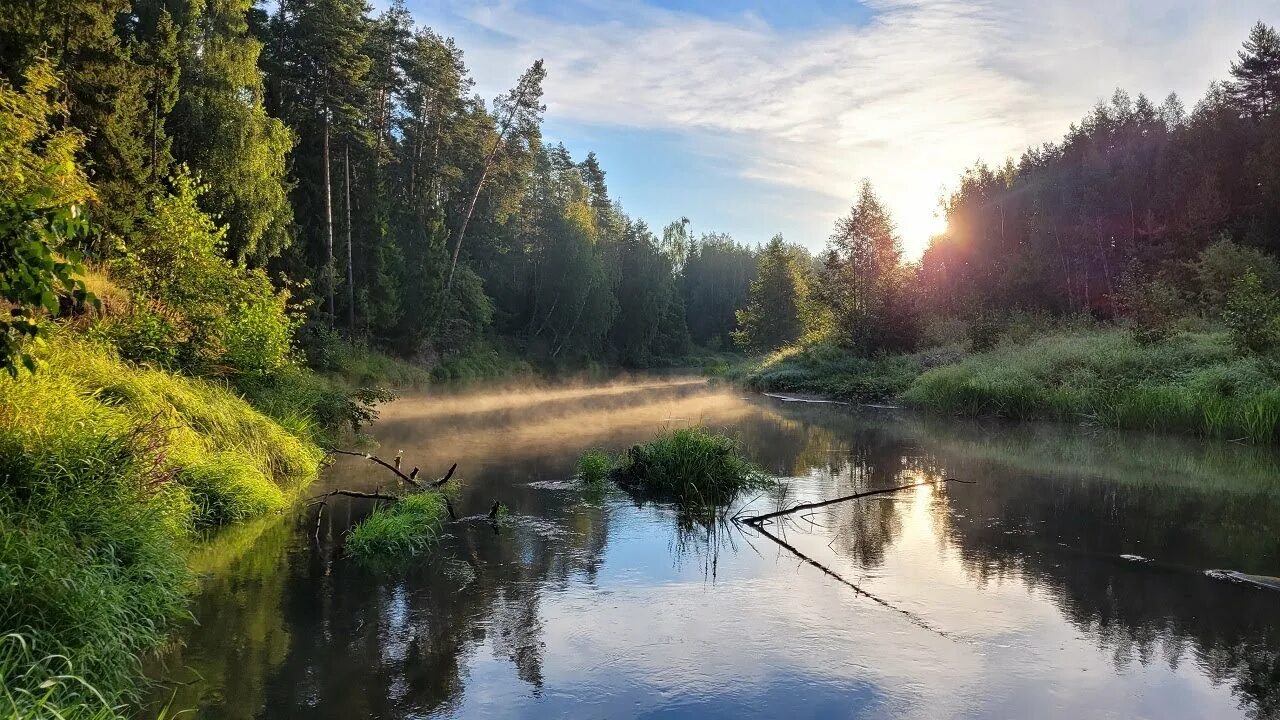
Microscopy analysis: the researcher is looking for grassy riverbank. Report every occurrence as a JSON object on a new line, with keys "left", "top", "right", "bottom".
{"left": 0, "top": 334, "right": 323, "bottom": 717}
{"left": 735, "top": 327, "right": 1280, "bottom": 444}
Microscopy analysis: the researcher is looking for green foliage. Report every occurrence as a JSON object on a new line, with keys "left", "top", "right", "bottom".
{"left": 0, "top": 61, "right": 97, "bottom": 376}
{"left": 110, "top": 169, "right": 298, "bottom": 375}
{"left": 1113, "top": 272, "right": 1188, "bottom": 345}
{"left": 576, "top": 448, "right": 616, "bottom": 485}
{"left": 1193, "top": 238, "right": 1280, "bottom": 313}
{"left": 170, "top": 0, "right": 296, "bottom": 264}
{"left": 1223, "top": 271, "right": 1280, "bottom": 353}
{"left": 903, "top": 328, "right": 1280, "bottom": 442}
{"left": 734, "top": 235, "right": 814, "bottom": 352}
{"left": 614, "top": 427, "right": 767, "bottom": 506}
{"left": 0, "top": 198, "right": 96, "bottom": 375}
{"left": 345, "top": 492, "right": 450, "bottom": 562}
{"left": 0, "top": 333, "right": 320, "bottom": 711}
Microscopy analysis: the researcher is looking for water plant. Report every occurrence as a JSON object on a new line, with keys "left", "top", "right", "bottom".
{"left": 613, "top": 426, "right": 768, "bottom": 506}
{"left": 576, "top": 448, "right": 616, "bottom": 484}
{"left": 345, "top": 492, "right": 451, "bottom": 561}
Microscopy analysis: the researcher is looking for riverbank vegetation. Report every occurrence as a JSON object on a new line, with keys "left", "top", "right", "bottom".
{"left": 733, "top": 23, "right": 1280, "bottom": 445}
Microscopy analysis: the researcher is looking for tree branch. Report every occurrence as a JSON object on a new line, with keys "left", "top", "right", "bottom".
{"left": 737, "top": 478, "right": 974, "bottom": 526}
{"left": 327, "top": 448, "right": 420, "bottom": 488}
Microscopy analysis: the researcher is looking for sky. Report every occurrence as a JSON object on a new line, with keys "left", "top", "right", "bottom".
{"left": 395, "top": 0, "right": 1278, "bottom": 258}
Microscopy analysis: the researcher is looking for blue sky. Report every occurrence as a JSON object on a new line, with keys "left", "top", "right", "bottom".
{"left": 396, "top": 0, "right": 1278, "bottom": 257}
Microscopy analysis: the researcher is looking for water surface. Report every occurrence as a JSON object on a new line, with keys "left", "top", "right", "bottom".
{"left": 147, "top": 378, "right": 1280, "bottom": 719}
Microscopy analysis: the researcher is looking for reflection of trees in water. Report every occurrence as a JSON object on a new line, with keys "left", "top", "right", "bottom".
{"left": 937, "top": 464, "right": 1280, "bottom": 719}
{"left": 151, "top": 386, "right": 1280, "bottom": 719}
{"left": 772, "top": 402, "right": 1280, "bottom": 720}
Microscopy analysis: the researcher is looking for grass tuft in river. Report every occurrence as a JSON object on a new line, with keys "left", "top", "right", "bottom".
{"left": 346, "top": 492, "right": 451, "bottom": 562}
{"left": 611, "top": 426, "right": 768, "bottom": 506}
{"left": 576, "top": 448, "right": 616, "bottom": 485}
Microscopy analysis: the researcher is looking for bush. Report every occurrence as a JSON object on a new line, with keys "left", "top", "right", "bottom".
{"left": 112, "top": 169, "right": 298, "bottom": 376}
{"left": 614, "top": 427, "right": 767, "bottom": 506}
{"left": 1224, "top": 271, "right": 1280, "bottom": 353}
{"left": 1194, "top": 237, "right": 1280, "bottom": 313}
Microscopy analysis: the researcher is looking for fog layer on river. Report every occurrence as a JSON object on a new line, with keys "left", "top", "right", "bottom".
{"left": 147, "top": 378, "right": 1280, "bottom": 719}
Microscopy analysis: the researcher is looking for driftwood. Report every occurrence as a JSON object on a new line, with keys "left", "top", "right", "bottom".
{"left": 737, "top": 478, "right": 975, "bottom": 526}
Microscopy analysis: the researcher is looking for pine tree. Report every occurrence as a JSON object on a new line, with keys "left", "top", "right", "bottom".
{"left": 1230, "top": 22, "right": 1280, "bottom": 119}
{"left": 271, "top": 0, "right": 370, "bottom": 321}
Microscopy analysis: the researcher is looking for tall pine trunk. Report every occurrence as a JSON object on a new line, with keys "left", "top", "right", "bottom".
{"left": 345, "top": 142, "right": 355, "bottom": 334}
{"left": 323, "top": 111, "right": 335, "bottom": 321}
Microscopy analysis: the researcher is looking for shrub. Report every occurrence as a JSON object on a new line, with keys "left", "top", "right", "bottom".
{"left": 1224, "top": 271, "right": 1280, "bottom": 353}
{"left": 614, "top": 427, "right": 767, "bottom": 506}
{"left": 112, "top": 169, "right": 298, "bottom": 376}
{"left": 1194, "top": 237, "right": 1280, "bottom": 313}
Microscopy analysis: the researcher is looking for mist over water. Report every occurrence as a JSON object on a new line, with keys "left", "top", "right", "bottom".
{"left": 146, "top": 378, "right": 1280, "bottom": 720}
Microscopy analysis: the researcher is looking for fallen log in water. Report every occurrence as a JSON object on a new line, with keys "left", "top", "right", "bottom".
{"left": 736, "top": 478, "right": 975, "bottom": 526}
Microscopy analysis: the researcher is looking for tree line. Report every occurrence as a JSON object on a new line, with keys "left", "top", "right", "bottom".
{"left": 0, "top": 0, "right": 760, "bottom": 375}
{"left": 733, "top": 22, "right": 1280, "bottom": 357}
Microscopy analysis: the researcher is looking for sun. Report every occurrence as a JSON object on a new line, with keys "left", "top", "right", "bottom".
{"left": 898, "top": 212, "right": 949, "bottom": 260}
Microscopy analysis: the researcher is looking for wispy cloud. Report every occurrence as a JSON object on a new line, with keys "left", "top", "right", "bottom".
{"left": 415, "top": 0, "right": 1274, "bottom": 254}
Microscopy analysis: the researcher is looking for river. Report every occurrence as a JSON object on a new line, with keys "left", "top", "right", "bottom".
{"left": 144, "top": 377, "right": 1280, "bottom": 719}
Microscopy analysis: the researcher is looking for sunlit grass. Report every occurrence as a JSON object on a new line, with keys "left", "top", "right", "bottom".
{"left": 345, "top": 492, "right": 451, "bottom": 562}
{"left": 0, "top": 332, "right": 322, "bottom": 711}
{"left": 904, "top": 330, "right": 1280, "bottom": 442}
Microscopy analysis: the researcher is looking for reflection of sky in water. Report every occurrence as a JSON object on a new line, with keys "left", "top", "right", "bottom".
{"left": 148, "top": 379, "right": 1280, "bottom": 720}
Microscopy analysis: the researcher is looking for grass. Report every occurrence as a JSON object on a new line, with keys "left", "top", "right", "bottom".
{"left": 611, "top": 427, "right": 768, "bottom": 506}
{"left": 345, "top": 492, "right": 451, "bottom": 563}
{"left": 737, "top": 325, "right": 1280, "bottom": 445}
{"left": 576, "top": 448, "right": 615, "bottom": 485}
{"left": 903, "top": 330, "right": 1280, "bottom": 442}
{"left": 0, "top": 332, "right": 323, "bottom": 716}
{"left": 734, "top": 342, "right": 963, "bottom": 401}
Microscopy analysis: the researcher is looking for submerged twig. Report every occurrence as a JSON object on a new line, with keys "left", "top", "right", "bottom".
{"left": 738, "top": 478, "right": 975, "bottom": 526}
{"left": 307, "top": 489, "right": 402, "bottom": 503}
{"left": 750, "top": 522, "right": 957, "bottom": 640}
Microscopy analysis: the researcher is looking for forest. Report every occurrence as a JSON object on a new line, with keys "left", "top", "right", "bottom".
{"left": 1, "top": 0, "right": 1280, "bottom": 715}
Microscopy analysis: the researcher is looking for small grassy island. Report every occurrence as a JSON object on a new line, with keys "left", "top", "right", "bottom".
{"left": 579, "top": 427, "right": 768, "bottom": 506}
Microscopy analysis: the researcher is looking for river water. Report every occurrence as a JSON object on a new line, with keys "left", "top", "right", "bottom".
{"left": 146, "top": 378, "right": 1280, "bottom": 719}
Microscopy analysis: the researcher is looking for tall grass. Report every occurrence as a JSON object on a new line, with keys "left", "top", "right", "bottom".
{"left": 345, "top": 492, "right": 451, "bottom": 562}
{"left": 576, "top": 448, "right": 615, "bottom": 485}
{"left": 903, "top": 330, "right": 1280, "bottom": 442}
{"left": 0, "top": 333, "right": 322, "bottom": 714}
{"left": 737, "top": 342, "right": 963, "bottom": 401}
{"left": 613, "top": 427, "right": 768, "bottom": 506}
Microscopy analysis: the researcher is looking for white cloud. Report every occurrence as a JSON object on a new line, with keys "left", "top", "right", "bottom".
{"left": 416, "top": 0, "right": 1276, "bottom": 256}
